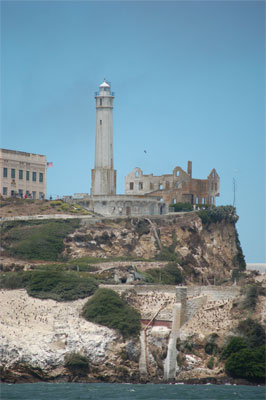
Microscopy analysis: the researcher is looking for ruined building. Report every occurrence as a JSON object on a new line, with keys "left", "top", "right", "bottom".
{"left": 125, "top": 162, "right": 220, "bottom": 206}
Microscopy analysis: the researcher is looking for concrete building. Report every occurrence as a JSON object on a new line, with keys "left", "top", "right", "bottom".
{"left": 0, "top": 149, "right": 47, "bottom": 199}
{"left": 125, "top": 161, "right": 220, "bottom": 206}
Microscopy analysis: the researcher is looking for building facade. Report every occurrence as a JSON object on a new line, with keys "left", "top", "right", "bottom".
{"left": 125, "top": 161, "right": 220, "bottom": 206}
{"left": 0, "top": 149, "right": 47, "bottom": 199}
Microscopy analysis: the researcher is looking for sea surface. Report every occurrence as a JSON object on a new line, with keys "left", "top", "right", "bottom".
{"left": 1, "top": 383, "right": 265, "bottom": 400}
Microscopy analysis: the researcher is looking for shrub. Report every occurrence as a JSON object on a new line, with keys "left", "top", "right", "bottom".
{"left": 221, "top": 336, "right": 247, "bottom": 360}
{"left": 26, "top": 270, "right": 98, "bottom": 301}
{"left": 233, "top": 230, "right": 246, "bottom": 270}
{"left": 242, "top": 284, "right": 259, "bottom": 311}
{"left": 0, "top": 271, "right": 33, "bottom": 289}
{"left": 225, "top": 346, "right": 265, "bottom": 382}
{"left": 207, "top": 356, "right": 214, "bottom": 369}
{"left": 237, "top": 318, "right": 265, "bottom": 348}
{"left": 82, "top": 288, "right": 141, "bottom": 338}
{"left": 198, "top": 206, "right": 238, "bottom": 226}
{"left": 64, "top": 352, "right": 89, "bottom": 371}
{"left": 2, "top": 219, "right": 80, "bottom": 261}
{"left": 145, "top": 262, "right": 183, "bottom": 285}
{"left": 170, "top": 203, "right": 193, "bottom": 212}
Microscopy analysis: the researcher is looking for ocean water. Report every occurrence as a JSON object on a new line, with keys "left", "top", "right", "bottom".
{"left": 1, "top": 383, "right": 265, "bottom": 400}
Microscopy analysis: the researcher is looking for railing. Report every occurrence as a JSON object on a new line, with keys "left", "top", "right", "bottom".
{"left": 95, "top": 91, "right": 115, "bottom": 97}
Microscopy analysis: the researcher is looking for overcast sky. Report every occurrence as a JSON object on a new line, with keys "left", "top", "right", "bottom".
{"left": 1, "top": 0, "right": 265, "bottom": 263}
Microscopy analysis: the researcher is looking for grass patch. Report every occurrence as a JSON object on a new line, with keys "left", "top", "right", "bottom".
{"left": 1, "top": 219, "right": 80, "bottom": 261}
{"left": 27, "top": 270, "right": 98, "bottom": 301}
{"left": 0, "top": 269, "right": 98, "bottom": 301}
{"left": 82, "top": 288, "right": 141, "bottom": 338}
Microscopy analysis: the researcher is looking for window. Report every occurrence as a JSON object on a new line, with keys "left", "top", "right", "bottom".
{"left": 3, "top": 187, "right": 7, "bottom": 195}
{"left": 100, "top": 98, "right": 102, "bottom": 106}
{"left": 159, "top": 184, "right": 163, "bottom": 190}
{"left": 32, "top": 191, "right": 36, "bottom": 199}
{"left": 139, "top": 182, "right": 143, "bottom": 190}
{"left": 173, "top": 198, "right": 177, "bottom": 204}
{"left": 32, "top": 172, "right": 36, "bottom": 182}
{"left": 26, "top": 171, "right": 30, "bottom": 181}
{"left": 11, "top": 169, "right": 15, "bottom": 179}
{"left": 129, "top": 182, "right": 134, "bottom": 190}
{"left": 3, "top": 168, "right": 7, "bottom": 178}
{"left": 202, "top": 198, "right": 206, "bottom": 204}
{"left": 165, "top": 181, "right": 169, "bottom": 189}
{"left": 150, "top": 182, "right": 153, "bottom": 190}
{"left": 100, "top": 120, "right": 102, "bottom": 125}
{"left": 176, "top": 170, "right": 180, "bottom": 177}
{"left": 39, "top": 192, "right": 44, "bottom": 200}
{"left": 18, "top": 189, "right": 23, "bottom": 198}
{"left": 135, "top": 171, "right": 139, "bottom": 178}
{"left": 39, "top": 172, "right": 43, "bottom": 183}
{"left": 19, "top": 170, "right": 23, "bottom": 180}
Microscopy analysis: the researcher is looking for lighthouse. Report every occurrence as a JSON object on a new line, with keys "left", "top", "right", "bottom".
{"left": 91, "top": 79, "right": 116, "bottom": 195}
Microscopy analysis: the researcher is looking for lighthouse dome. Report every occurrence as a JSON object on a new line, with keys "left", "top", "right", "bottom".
{"left": 99, "top": 79, "right": 110, "bottom": 88}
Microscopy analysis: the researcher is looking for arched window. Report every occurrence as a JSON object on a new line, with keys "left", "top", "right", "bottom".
{"left": 135, "top": 171, "right": 139, "bottom": 178}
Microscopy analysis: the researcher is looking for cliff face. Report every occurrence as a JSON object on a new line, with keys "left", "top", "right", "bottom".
{"left": 66, "top": 213, "right": 241, "bottom": 283}
{"left": 0, "top": 289, "right": 140, "bottom": 383}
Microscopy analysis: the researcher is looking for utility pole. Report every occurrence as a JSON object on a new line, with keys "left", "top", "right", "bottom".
{"left": 233, "top": 178, "right": 236, "bottom": 207}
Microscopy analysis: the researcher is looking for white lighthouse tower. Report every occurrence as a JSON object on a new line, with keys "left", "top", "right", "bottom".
{"left": 91, "top": 79, "right": 116, "bottom": 196}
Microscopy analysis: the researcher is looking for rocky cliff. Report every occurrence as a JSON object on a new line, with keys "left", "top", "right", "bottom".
{"left": 65, "top": 211, "right": 243, "bottom": 284}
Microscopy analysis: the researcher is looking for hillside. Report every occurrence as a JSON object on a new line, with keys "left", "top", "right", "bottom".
{"left": 1, "top": 203, "right": 264, "bottom": 384}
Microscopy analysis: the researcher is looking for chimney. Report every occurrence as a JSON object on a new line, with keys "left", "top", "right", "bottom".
{"left": 187, "top": 161, "right": 192, "bottom": 178}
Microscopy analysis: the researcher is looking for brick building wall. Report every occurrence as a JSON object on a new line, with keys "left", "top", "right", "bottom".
{"left": 125, "top": 161, "right": 220, "bottom": 206}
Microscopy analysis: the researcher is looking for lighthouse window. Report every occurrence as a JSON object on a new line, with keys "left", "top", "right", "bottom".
{"left": 100, "top": 99, "right": 102, "bottom": 106}
{"left": 100, "top": 120, "right": 102, "bottom": 125}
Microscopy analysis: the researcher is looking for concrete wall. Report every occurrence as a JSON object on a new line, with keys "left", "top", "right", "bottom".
{"left": 185, "top": 295, "right": 208, "bottom": 322}
{"left": 186, "top": 285, "right": 240, "bottom": 301}
{"left": 68, "top": 194, "right": 168, "bottom": 217}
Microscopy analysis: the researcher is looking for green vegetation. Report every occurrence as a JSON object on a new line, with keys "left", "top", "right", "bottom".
{"left": 145, "top": 262, "right": 183, "bottom": 285}
{"left": 198, "top": 205, "right": 238, "bottom": 226}
{"left": 221, "top": 337, "right": 247, "bottom": 360}
{"left": 1, "top": 219, "right": 80, "bottom": 261}
{"left": 170, "top": 202, "right": 193, "bottom": 212}
{"left": 27, "top": 270, "right": 98, "bottom": 301}
{"left": 204, "top": 333, "right": 219, "bottom": 355}
{"left": 156, "top": 230, "right": 182, "bottom": 263}
{"left": 241, "top": 284, "right": 259, "bottom": 311}
{"left": 82, "top": 288, "right": 141, "bottom": 338}
{"left": 207, "top": 356, "right": 214, "bottom": 369}
{"left": 50, "top": 200, "right": 90, "bottom": 215}
{"left": 64, "top": 352, "right": 90, "bottom": 372}
{"left": 233, "top": 230, "right": 246, "bottom": 270}
{"left": 222, "top": 319, "right": 266, "bottom": 382}
{"left": 225, "top": 346, "right": 265, "bottom": 382}
{"left": 0, "top": 270, "right": 98, "bottom": 301}
{"left": 0, "top": 271, "right": 33, "bottom": 290}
